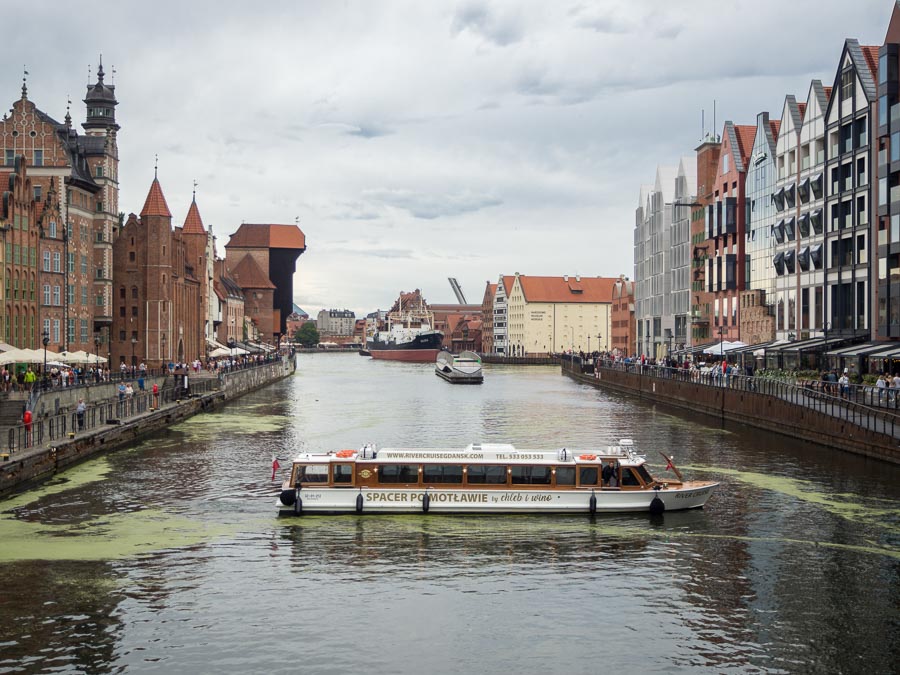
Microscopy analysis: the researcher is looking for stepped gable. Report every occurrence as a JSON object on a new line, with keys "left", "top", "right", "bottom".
{"left": 183, "top": 198, "right": 205, "bottom": 234}
{"left": 230, "top": 255, "right": 275, "bottom": 289}
{"left": 141, "top": 178, "right": 172, "bottom": 218}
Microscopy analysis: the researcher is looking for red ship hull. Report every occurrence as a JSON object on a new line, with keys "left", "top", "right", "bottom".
{"left": 370, "top": 349, "right": 440, "bottom": 363}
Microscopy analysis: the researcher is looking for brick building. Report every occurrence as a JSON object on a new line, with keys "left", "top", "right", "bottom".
{"left": 113, "top": 176, "right": 203, "bottom": 367}
{"left": 480, "top": 281, "right": 496, "bottom": 354}
{"left": 691, "top": 135, "right": 721, "bottom": 346}
{"left": 224, "top": 224, "right": 306, "bottom": 342}
{"left": 0, "top": 66, "right": 119, "bottom": 354}
{"left": 610, "top": 274, "right": 635, "bottom": 356}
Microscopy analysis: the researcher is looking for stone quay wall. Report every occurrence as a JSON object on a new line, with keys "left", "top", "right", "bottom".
{"left": 0, "top": 358, "right": 295, "bottom": 498}
{"left": 565, "top": 363, "right": 899, "bottom": 465}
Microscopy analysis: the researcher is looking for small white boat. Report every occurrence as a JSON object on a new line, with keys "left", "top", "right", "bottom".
{"left": 435, "top": 350, "right": 483, "bottom": 384}
{"left": 276, "top": 439, "right": 716, "bottom": 516}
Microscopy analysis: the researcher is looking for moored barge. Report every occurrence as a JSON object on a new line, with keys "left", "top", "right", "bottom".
{"left": 276, "top": 440, "right": 717, "bottom": 515}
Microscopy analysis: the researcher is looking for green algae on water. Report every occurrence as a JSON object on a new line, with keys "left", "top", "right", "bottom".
{"left": 171, "top": 411, "right": 286, "bottom": 441}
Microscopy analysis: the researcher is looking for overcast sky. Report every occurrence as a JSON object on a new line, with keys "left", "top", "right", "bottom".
{"left": 5, "top": 0, "right": 892, "bottom": 316}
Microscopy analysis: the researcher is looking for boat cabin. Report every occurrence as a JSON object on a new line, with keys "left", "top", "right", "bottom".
{"left": 288, "top": 442, "right": 663, "bottom": 491}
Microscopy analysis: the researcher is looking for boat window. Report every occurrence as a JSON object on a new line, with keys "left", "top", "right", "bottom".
{"left": 578, "top": 467, "right": 599, "bottom": 486}
{"left": 333, "top": 464, "right": 353, "bottom": 484}
{"left": 423, "top": 464, "right": 463, "bottom": 484}
{"left": 635, "top": 465, "right": 653, "bottom": 485}
{"left": 296, "top": 464, "right": 328, "bottom": 484}
{"left": 378, "top": 464, "right": 420, "bottom": 484}
{"left": 621, "top": 468, "right": 641, "bottom": 487}
{"left": 510, "top": 466, "right": 552, "bottom": 485}
{"left": 556, "top": 466, "right": 575, "bottom": 486}
{"left": 466, "top": 465, "right": 507, "bottom": 485}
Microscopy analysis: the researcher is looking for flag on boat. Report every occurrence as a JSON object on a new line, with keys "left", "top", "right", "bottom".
{"left": 271, "top": 455, "right": 281, "bottom": 480}
{"left": 665, "top": 456, "right": 674, "bottom": 472}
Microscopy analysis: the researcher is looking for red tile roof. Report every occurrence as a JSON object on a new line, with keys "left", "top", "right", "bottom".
{"left": 769, "top": 120, "right": 781, "bottom": 139}
{"left": 861, "top": 45, "right": 879, "bottom": 79}
{"left": 734, "top": 125, "right": 757, "bottom": 165}
{"left": 182, "top": 199, "right": 205, "bottom": 235}
{"left": 517, "top": 275, "right": 616, "bottom": 303}
{"left": 141, "top": 178, "right": 172, "bottom": 218}
{"left": 824, "top": 86, "right": 833, "bottom": 101}
{"left": 797, "top": 102, "right": 807, "bottom": 122}
{"left": 502, "top": 275, "right": 515, "bottom": 296}
{"left": 225, "top": 224, "right": 305, "bottom": 250}
{"left": 230, "top": 254, "right": 275, "bottom": 289}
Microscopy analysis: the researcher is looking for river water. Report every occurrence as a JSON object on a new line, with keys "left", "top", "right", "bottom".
{"left": 0, "top": 354, "right": 897, "bottom": 674}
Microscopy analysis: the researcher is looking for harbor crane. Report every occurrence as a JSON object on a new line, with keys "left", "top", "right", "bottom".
{"left": 448, "top": 278, "right": 467, "bottom": 304}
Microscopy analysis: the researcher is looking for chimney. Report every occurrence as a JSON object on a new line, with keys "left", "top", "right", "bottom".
{"left": 575, "top": 274, "right": 580, "bottom": 282}
{"left": 563, "top": 274, "right": 568, "bottom": 282}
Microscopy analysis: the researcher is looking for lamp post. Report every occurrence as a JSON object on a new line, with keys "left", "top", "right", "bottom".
{"left": 718, "top": 325, "right": 725, "bottom": 360}
{"left": 94, "top": 333, "right": 100, "bottom": 381}
{"left": 821, "top": 321, "right": 831, "bottom": 371}
{"left": 42, "top": 329, "right": 49, "bottom": 388}
{"left": 131, "top": 336, "right": 137, "bottom": 372}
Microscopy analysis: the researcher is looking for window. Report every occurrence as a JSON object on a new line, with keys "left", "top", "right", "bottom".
{"left": 621, "top": 469, "right": 641, "bottom": 487}
{"left": 296, "top": 465, "right": 328, "bottom": 484}
{"left": 4, "top": 150, "right": 12, "bottom": 165}
{"left": 422, "top": 464, "right": 463, "bottom": 484}
{"left": 131, "top": 286, "right": 138, "bottom": 299}
{"left": 578, "top": 467, "right": 599, "bottom": 486}
{"left": 42, "top": 284, "right": 50, "bottom": 305}
{"left": 378, "top": 464, "right": 419, "bottom": 484}
{"left": 33, "top": 149, "right": 42, "bottom": 167}
{"left": 555, "top": 467, "right": 575, "bottom": 486}
{"left": 81, "top": 286, "right": 88, "bottom": 306}
{"left": 95, "top": 165, "right": 104, "bottom": 178}
{"left": 119, "top": 307, "right": 125, "bottom": 317}
{"left": 129, "top": 251, "right": 135, "bottom": 262}
{"left": 52, "top": 319, "right": 60, "bottom": 343}
{"left": 47, "top": 220, "right": 57, "bottom": 239}
{"left": 466, "top": 465, "right": 507, "bottom": 484}
{"left": 510, "top": 466, "right": 551, "bottom": 485}
{"left": 333, "top": 464, "right": 353, "bottom": 484}
{"left": 42, "top": 251, "right": 50, "bottom": 271}
{"left": 131, "top": 306, "right": 138, "bottom": 317}
{"left": 67, "top": 285, "right": 74, "bottom": 306}
{"left": 43, "top": 318, "right": 50, "bottom": 339}
{"left": 67, "top": 252, "right": 75, "bottom": 274}
{"left": 80, "top": 319, "right": 88, "bottom": 343}
{"left": 52, "top": 252, "right": 60, "bottom": 273}
{"left": 81, "top": 255, "right": 88, "bottom": 275}
{"left": 841, "top": 69, "right": 855, "bottom": 102}
{"left": 52, "top": 285, "right": 60, "bottom": 306}
{"left": 67, "top": 319, "right": 75, "bottom": 344}
{"left": 33, "top": 185, "right": 42, "bottom": 202}
{"left": 119, "top": 330, "right": 126, "bottom": 340}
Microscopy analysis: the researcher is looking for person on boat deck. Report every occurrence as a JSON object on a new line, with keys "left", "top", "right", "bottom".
{"left": 602, "top": 461, "right": 618, "bottom": 487}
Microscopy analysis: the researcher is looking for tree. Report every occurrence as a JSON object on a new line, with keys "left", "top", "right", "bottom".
{"left": 295, "top": 322, "right": 319, "bottom": 347}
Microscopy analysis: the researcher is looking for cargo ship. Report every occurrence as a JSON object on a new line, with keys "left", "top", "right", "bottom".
{"left": 367, "top": 289, "right": 444, "bottom": 362}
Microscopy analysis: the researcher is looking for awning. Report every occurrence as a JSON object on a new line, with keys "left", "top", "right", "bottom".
{"left": 206, "top": 338, "right": 229, "bottom": 350}
{"left": 825, "top": 341, "right": 900, "bottom": 358}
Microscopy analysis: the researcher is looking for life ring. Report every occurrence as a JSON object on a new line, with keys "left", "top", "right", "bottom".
{"left": 578, "top": 454, "right": 597, "bottom": 461}
{"left": 335, "top": 449, "right": 355, "bottom": 458}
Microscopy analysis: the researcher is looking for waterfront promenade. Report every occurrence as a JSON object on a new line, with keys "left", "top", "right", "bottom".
{"left": 562, "top": 356, "right": 900, "bottom": 464}
{"left": 0, "top": 356, "right": 295, "bottom": 497}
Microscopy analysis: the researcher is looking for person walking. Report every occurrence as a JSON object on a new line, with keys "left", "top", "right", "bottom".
{"left": 838, "top": 370, "right": 849, "bottom": 399}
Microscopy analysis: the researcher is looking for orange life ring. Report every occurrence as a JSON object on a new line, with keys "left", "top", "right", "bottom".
{"left": 578, "top": 454, "right": 597, "bottom": 461}
{"left": 335, "top": 449, "right": 356, "bottom": 458}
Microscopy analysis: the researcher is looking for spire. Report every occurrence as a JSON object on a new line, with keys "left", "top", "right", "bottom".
{"left": 64, "top": 97, "right": 71, "bottom": 128}
{"left": 83, "top": 54, "right": 119, "bottom": 133}
{"left": 21, "top": 66, "right": 28, "bottom": 99}
{"left": 183, "top": 196, "right": 206, "bottom": 235}
{"left": 141, "top": 175, "right": 172, "bottom": 218}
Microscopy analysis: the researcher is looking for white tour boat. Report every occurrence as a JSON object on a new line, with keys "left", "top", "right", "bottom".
{"left": 435, "top": 350, "right": 483, "bottom": 384}
{"left": 276, "top": 439, "right": 717, "bottom": 516}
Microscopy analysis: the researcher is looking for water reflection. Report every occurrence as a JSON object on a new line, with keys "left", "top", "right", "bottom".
{"left": 0, "top": 354, "right": 897, "bottom": 673}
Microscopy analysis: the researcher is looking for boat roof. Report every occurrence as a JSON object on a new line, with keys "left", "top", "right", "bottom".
{"left": 291, "top": 440, "right": 645, "bottom": 466}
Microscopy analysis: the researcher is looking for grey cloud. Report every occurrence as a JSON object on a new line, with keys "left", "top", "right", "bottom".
{"left": 569, "top": 6, "right": 632, "bottom": 34}
{"left": 362, "top": 188, "right": 502, "bottom": 220}
{"left": 359, "top": 248, "right": 415, "bottom": 260}
{"left": 347, "top": 124, "right": 393, "bottom": 139}
{"left": 451, "top": 1, "right": 524, "bottom": 46}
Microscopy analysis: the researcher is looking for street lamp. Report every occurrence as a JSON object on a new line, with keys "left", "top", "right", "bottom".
{"left": 718, "top": 325, "right": 725, "bottom": 360}
{"left": 131, "top": 336, "right": 137, "bottom": 371}
{"left": 821, "top": 321, "right": 831, "bottom": 371}
{"left": 94, "top": 333, "right": 100, "bottom": 381}
{"left": 42, "top": 329, "right": 49, "bottom": 382}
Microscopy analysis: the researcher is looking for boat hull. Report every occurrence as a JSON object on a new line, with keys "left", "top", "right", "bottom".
{"left": 436, "top": 368, "right": 483, "bottom": 384}
{"left": 371, "top": 349, "right": 440, "bottom": 362}
{"left": 277, "top": 481, "right": 717, "bottom": 515}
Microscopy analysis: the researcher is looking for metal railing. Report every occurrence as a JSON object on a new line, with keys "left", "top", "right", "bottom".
{"left": 5, "top": 377, "right": 218, "bottom": 454}
{"left": 567, "top": 358, "right": 900, "bottom": 440}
